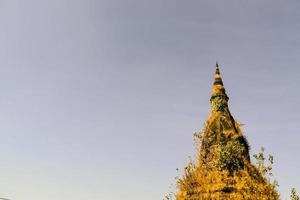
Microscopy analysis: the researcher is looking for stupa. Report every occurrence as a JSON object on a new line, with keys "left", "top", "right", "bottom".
{"left": 176, "top": 63, "right": 279, "bottom": 200}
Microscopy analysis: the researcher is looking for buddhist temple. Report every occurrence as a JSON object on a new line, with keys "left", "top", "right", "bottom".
{"left": 176, "top": 63, "right": 279, "bottom": 200}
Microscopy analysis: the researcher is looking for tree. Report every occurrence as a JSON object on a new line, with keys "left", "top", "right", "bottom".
{"left": 291, "top": 188, "right": 300, "bottom": 200}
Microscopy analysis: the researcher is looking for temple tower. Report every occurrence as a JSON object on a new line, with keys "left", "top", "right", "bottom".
{"left": 176, "top": 63, "right": 279, "bottom": 200}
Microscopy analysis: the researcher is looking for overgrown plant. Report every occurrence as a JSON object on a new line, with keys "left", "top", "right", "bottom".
{"left": 253, "top": 147, "right": 279, "bottom": 189}
{"left": 291, "top": 188, "right": 300, "bottom": 200}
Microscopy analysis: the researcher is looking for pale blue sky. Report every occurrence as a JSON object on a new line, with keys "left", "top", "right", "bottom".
{"left": 0, "top": 0, "right": 300, "bottom": 200}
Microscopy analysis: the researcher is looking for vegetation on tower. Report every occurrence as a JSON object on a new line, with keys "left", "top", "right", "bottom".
{"left": 174, "top": 64, "right": 279, "bottom": 200}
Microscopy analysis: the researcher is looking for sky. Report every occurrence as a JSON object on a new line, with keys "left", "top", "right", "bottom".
{"left": 0, "top": 0, "right": 300, "bottom": 199}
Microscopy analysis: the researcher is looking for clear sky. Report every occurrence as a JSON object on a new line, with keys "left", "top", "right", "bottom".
{"left": 0, "top": 0, "right": 300, "bottom": 200}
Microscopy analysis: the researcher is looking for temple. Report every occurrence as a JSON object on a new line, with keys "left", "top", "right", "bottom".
{"left": 176, "top": 63, "right": 279, "bottom": 200}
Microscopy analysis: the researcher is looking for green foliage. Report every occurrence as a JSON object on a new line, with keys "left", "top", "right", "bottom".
{"left": 253, "top": 147, "right": 273, "bottom": 177}
{"left": 163, "top": 178, "right": 177, "bottom": 200}
{"left": 193, "top": 130, "right": 203, "bottom": 149}
{"left": 163, "top": 192, "right": 175, "bottom": 200}
{"left": 211, "top": 96, "right": 228, "bottom": 112}
{"left": 253, "top": 147, "right": 279, "bottom": 188}
{"left": 291, "top": 188, "right": 300, "bottom": 200}
{"left": 218, "top": 140, "right": 246, "bottom": 172}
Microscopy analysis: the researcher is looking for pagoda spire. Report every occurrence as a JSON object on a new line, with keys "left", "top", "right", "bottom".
{"left": 211, "top": 62, "right": 228, "bottom": 103}
{"left": 210, "top": 63, "right": 230, "bottom": 113}
{"left": 176, "top": 63, "right": 279, "bottom": 200}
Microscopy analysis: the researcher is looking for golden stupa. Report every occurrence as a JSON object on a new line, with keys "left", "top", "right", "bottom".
{"left": 176, "top": 63, "right": 279, "bottom": 200}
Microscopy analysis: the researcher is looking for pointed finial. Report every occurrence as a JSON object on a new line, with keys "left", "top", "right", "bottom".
{"left": 211, "top": 62, "right": 228, "bottom": 101}
{"left": 215, "top": 62, "right": 220, "bottom": 75}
